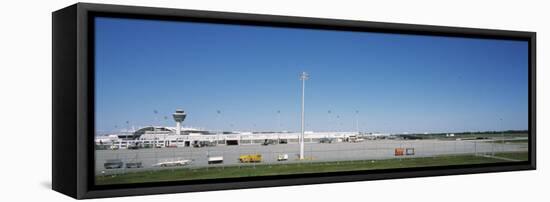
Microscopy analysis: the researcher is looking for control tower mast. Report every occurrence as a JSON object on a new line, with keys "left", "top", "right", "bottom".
{"left": 172, "top": 109, "right": 186, "bottom": 135}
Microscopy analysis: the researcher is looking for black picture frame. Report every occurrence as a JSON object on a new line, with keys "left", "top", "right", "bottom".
{"left": 52, "top": 3, "right": 536, "bottom": 199}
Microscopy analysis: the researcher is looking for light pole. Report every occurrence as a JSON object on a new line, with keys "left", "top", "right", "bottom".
{"left": 355, "top": 110, "right": 359, "bottom": 134}
{"left": 328, "top": 110, "right": 332, "bottom": 132}
{"left": 277, "top": 110, "right": 281, "bottom": 132}
{"left": 336, "top": 115, "right": 341, "bottom": 132}
{"left": 500, "top": 118, "right": 504, "bottom": 143}
{"left": 216, "top": 110, "right": 222, "bottom": 131}
{"left": 153, "top": 110, "right": 158, "bottom": 134}
{"left": 299, "top": 72, "right": 309, "bottom": 160}
{"left": 217, "top": 110, "right": 222, "bottom": 144}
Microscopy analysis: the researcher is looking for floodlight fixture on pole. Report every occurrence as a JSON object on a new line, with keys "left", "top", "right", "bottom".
{"left": 299, "top": 71, "right": 309, "bottom": 160}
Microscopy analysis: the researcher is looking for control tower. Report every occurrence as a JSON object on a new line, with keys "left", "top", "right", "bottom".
{"left": 172, "top": 109, "right": 186, "bottom": 135}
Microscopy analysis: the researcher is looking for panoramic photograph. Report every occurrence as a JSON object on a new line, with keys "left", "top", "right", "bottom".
{"left": 93, "top": 17, "right": 529, "bottom": 185}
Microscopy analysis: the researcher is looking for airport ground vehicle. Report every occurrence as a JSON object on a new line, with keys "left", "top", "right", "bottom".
{"left": 346, "top": 135, "right": 365, "bottom": 143}
{"left": 153, "top": 159, "right": 192, "bottom": 167}
{"left": 406, "top": 148, "right": 415, "bottom": 155}
{"left": 394, "top": 148, "right": 405, "bottom": 156}
{"left": 351, "top": 137, "right": 365, "bottom": 143}
{"left": 319, "top": 137, "right": 334, "bottom": 143}
{"left": 239, "top": 154, "right": 262, "bottom": 163}
{"left": 262, "top": 139, "right": 277, "bottom": 146}
{"left": 104, "top": 159, "right": 124, "bottom": 169}
{"left": 126, "top": 162, "right": 143, "bottom": 168}
{"left": 277, "top": 154, "right": 289, "bottom": 161}
{"left": 208, "top": 156, "right": 224, "bottom": 164}
{"left": 127, "top": 143, "right": 140, "bottom": 150}
{"left": 192, "top": 140, "right": 216, "bottom": 147}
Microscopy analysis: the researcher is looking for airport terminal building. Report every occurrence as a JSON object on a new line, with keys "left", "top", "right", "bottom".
{"left": 95, "top": 126, "right": 363, "bottom": 149}
{"left": 95, "top": 109, "right": 368, "bottom": 149}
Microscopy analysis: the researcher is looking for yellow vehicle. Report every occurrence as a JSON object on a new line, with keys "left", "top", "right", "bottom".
{"left": 239, "top": 154, "right": 262, "bottom": 163}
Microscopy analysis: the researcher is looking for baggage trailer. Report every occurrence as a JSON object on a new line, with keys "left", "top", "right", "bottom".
{"left": 277, "top": 154, "right": 289, "bottom": 161}
{"left": 104, "top": 159, "right": 123, "bottom": 169}
{"left": 239, "top": 154, "right": 262, "bottom": 163}
{"left": 394, "top": 148, "right": 404, "bottom": 156}
{"left": 208, "top": 156, "right": 224, "bottom": 164}
{"left": 406, "top": 148, "right": 415, "bottom": 155}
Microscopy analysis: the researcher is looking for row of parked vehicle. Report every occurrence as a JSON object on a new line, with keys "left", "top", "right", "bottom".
{"left": 103, "top": 159, "right": 193, "bottom": 169}
{"left": 103, "top": 153, "right": 290, "bottom": 169}
{"left": 319, "top": 136, "right": 365, "bottom": 143}
{"left": 208, "top": 153, "right": 289, "bottom": 164}
{"left": 394, "top": 148, "right": 415, "bottom": 156}
{"left": 103, "top": 159, "right": 143, "bottom": 169}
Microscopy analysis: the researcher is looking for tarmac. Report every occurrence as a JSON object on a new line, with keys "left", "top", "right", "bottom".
{"left": 95, "top": 139, "right": 527, "bottom": 175}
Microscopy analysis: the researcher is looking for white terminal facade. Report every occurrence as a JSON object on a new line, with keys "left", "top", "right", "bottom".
{"left": 95, "top": 109, "right": 384, "bottom": 149}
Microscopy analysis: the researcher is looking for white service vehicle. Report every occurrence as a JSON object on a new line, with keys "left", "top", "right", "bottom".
{"left": 208, "top": 156, "right": 224, "bottom": 164}
{"left": 277, "top": 154, "right": 289, "bottom": 161}
{"left": 153, "top": 159, "right": 192, "bottom": 167}
{"left": 353, "top": 138, "right": 365, "bottom": 143}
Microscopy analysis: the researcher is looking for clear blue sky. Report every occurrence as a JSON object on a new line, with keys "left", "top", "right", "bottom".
{"left": 94, "top": 17, "right": 528, "bottom": 134}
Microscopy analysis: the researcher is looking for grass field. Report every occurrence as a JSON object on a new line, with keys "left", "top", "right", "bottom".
{"left": 493, "top": 139, "right": 530, "bottom": 144}
{"left": 492, "top": 151, "right": 529, "bottom": 161}
{"left": 96, "top": 152, "right": 527, "bottom": 185}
